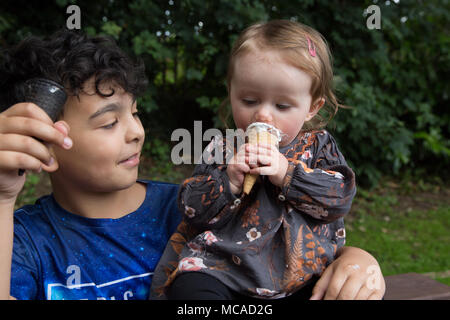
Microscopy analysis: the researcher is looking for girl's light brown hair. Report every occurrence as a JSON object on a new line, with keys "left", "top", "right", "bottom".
{"left": 220, "top": 19, "right": 344, "bottom": 131}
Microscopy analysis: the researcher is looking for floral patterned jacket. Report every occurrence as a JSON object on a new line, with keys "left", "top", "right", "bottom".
{"left": 150, "top": 130, "right": 356, "bottom": 299}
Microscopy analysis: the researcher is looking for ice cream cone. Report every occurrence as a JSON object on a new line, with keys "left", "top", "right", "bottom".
{"left": 243, "top": 123, "right": 281, "bottom": 195}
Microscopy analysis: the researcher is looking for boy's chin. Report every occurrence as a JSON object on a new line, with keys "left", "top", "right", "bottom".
{"left": 103, "top": 168, "right": 139, "bottom": 192}
{"left": 117, "top": 170, "right": 139, "bottom": 188}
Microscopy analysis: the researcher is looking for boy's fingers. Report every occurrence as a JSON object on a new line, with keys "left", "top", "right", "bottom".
{"left": 368, "top": 292, "right": 383, "bottom": 300}
{"left": 2, "top": 102, "right": 53, "bottom": 124}
{"left": 309, "top": 289, "right": 324, "bottom": 300}
{"left": 336, "top": 276, "right": 363, "bottom": 300}
{"left": 0, "top": 134, "right": 54, "bottom": 166}
{"left": 327, "top": 263, "right": 365, "bottom": 300}
{"left": 0, "top": 116, "right": 71, "bottom": 149}
{"left": 354, "top": 284, "right": 374, "bottom": 300}
{"left": 310, "top": 266, "right": 334, "bottom": 300}
{"left": 53, "top": 121, "right": 73, "bottom": 149}
{"left": 0, "top": 151, "right": 43, "bottom": 173}
{"left": 323, "top": 264, "right": 357, "bottom": 300}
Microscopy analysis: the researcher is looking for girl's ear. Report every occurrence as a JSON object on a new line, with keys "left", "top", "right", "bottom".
{"left": 306, "top": 97, "right": 325, "bottom": 121}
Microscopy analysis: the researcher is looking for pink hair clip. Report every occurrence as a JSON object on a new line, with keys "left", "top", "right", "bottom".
{"left": 306, "top": 36, "right": 316, "bottom": 57}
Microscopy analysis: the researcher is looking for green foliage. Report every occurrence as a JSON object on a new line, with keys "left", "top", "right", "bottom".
{"left": 0, "top": 0, "right": 448, "bottom": 187}
{"left": 15, "top": 173, "right": 41, "bottom": 209}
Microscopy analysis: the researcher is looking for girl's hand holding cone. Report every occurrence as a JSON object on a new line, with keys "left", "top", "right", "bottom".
{"left": 227, "top": 141, "right": 288, "bottom": 196}
{"left": 245, "top": 142, "right": 288, "bottom": 189}
{"left": 227, "top": 143, "right": 250, "bottom": 195}
{"left": 241, "top": 122, "right": 286, "bottom": 194}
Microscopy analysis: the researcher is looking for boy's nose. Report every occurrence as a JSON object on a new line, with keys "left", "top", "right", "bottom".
{"left": 253, "top": 104, "right": 273, "bottom": 124}
{"left": 126, "top": 116, "right": 145, "bottom": 143}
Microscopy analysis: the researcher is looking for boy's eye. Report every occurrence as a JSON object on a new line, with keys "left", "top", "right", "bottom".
{"left": 102, "top": 119, "right": 118, "bottom": 129}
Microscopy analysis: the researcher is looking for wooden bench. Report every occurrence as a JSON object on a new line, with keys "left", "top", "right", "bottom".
{"left": 384, "top": 273, "right": 450, "bottom": 300}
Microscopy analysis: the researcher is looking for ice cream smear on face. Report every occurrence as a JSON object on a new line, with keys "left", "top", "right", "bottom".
{"left": 243, "top": 122, "right": 283, "bottom": 195}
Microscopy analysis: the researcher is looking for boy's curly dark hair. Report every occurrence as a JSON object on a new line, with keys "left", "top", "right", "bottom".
{"left": 0, "top": 29, "right": 147, "bottom": 111}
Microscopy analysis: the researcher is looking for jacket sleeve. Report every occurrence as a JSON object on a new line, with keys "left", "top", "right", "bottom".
{"left": 280, "top": 131, "right": 356, "bottom": 223}
{"left": 177, "top": 135, "right": 240, "bottom": 231}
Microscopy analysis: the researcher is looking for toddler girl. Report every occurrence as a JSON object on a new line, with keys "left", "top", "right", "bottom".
{"left": 151, "top": 20, "right": 357, "bottom": 299}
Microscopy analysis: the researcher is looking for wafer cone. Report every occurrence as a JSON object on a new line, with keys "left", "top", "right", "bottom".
{"left": 23, "top": 78, "right": 67, "bottom": 122}
{"left": 243, "top": 127, "right": 279, "bottom": 195}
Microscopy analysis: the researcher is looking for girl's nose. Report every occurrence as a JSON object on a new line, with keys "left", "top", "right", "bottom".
{"left": 254, "top": 104, "right": 273, "bottom": 124}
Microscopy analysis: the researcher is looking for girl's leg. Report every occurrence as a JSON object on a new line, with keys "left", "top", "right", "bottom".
{"left": 167, "top": 272, "right": 235, "bottom": 300}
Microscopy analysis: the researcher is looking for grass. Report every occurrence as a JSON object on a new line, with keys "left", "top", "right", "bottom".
{"left": 15, "top": 160, "right": 450, "bottom": 286}
{"left": 347, "top": 206, "right": 449, "bottom": 275}
{"left": 346, "top": 176, "right": 450, "bottom": 285}
{"left": 436, "top": 277, "right": 450, "bottom": 286}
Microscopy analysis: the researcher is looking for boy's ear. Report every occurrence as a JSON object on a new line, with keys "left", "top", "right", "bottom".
{"left": 41, "top": 121, "right": 70, "bottom": 173}
{"left": 43, "top": 145, "right": 60, "bottom": 173}
{"left": 306, "top": 97, "right": 325, "bottom": 121}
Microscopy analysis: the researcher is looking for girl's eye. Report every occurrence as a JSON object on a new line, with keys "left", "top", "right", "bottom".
{"left": 242, "top": 99, "right": 257, "bottom": 105}
{"left": 132, "top": 111, "right": 139, "bottom": 117}
{"left": 276, "top": 104, "right": 290, "bottom": 110}
{"left": 102, "top": 119, "right": 118, "bottom": 129}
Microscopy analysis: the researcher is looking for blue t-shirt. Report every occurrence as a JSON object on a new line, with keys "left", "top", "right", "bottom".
{"left": 10, "top": 180, "right": 181, "bottom": 300}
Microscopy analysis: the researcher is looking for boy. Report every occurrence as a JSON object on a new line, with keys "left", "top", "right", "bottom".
{"left": 0, "top": 30, "right": 181, "bottom": 300}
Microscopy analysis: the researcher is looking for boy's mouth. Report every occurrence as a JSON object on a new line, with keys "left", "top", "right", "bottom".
{"left": 119, "top": 152, "right": 140, "bottom": 167}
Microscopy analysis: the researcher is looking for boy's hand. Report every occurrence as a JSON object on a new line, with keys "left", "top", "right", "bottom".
{"left": 246, "top": 143, "right": 288, "bottom": 187}
{"left": 226, "top": 143, "right": 250, "bottom": 195}
{"left": 0, "top": 103, "right": 72, "bottom": 203}
{"left": 310, "top": 246, "right": 385, "bottom": 300}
